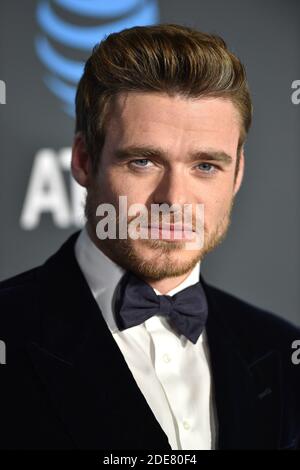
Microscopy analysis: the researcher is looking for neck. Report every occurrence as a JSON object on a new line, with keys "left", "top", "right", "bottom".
{"left": 145, "top": 272, "right": 194, "bottom": 295}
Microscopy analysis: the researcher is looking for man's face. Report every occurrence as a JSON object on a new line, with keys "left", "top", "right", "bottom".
{"left": 80, "top": 92, "right": 244, "bottom": 280}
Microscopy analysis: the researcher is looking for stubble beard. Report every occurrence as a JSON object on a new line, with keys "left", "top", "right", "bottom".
{"left": 85, "top": 187, "right": 235, "bottom": 281}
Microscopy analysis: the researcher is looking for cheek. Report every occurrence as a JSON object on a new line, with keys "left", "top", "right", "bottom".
{"left": 203, "top": 192, "right": 233, "bottom": 226}
{"left": 96, "top": 168, "right": 125, "bottom": 201}
{"left": 106, "top": 168, "right": 149, "bottom": 202}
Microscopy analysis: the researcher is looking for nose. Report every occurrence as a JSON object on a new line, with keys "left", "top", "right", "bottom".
{"left": 152, "top": 167, "right": 190, "bottom": 208}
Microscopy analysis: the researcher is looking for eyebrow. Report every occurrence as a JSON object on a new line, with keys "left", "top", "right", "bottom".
{"left": 114, "top": 145, "right": 233, "bottom": 166}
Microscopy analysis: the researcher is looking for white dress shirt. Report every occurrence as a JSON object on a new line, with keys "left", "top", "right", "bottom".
{"left": 75, "top": 226, "right": 217, "bottom": 450}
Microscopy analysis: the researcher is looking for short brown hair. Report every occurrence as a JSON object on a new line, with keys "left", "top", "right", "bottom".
{"left": 75, "top": 24, "right": 253, "bottom": 174}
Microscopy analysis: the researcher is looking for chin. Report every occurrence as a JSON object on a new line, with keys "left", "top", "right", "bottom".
{"left": 134, "top": 242, "right": 201, "bottom": 267}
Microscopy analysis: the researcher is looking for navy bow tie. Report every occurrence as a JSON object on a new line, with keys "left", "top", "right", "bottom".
{"left": 114, "top": 271, "right": 208, "bottom": 344}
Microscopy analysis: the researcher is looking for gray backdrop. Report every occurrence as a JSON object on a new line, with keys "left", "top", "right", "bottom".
{"left": 0, "top": 0, "right": 299, "bottom": 326}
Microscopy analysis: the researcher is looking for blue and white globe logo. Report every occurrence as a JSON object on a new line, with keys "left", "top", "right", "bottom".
{"left": 35, "top": 0, "right": 159, "bottom": 117}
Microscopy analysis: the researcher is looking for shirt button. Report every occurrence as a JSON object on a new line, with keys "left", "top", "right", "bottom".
{"left": 183, "top": 420, "right": 190, "bottom": 430}
{"left": 162, "top": 353, "right": 171, "bottom": 363}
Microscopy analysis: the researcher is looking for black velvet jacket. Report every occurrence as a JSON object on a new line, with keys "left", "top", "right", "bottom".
{"left": 0, "top": 232, "right": 299, "bottom": 449}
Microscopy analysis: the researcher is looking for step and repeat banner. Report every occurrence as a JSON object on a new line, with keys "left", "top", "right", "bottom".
{"left": 0, "top": 0, "right": 299, "bottom": 325}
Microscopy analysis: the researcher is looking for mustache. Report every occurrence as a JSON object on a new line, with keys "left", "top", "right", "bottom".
{"left": 116, "top": 213, "right": 202, "bottom": 233}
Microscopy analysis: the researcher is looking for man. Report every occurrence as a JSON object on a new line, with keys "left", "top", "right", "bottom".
{"left": 0, "top": 24, "right": 299, "bottom": 450}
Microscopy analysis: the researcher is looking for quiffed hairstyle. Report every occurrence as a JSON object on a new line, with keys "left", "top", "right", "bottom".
{"left": 75, "top": 24, "right": 253, "bottom": 173}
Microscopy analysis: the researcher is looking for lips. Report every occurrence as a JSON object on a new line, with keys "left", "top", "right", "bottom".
{"left": 142, "top": 224, "right": 195, "bottom": 240}
{"left": 148, "top": 223, "right": 194, "bottom": 232}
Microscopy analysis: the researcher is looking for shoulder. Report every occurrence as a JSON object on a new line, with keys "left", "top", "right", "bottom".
{"left": 0, "top": 267, "right": 42, "bottom": 344}
{"left": 203, "top": 280, "right": 300, "bottom": 360}
{"left": 0, "top": 266, "right": 40, "bottom": 307}
{"left": 0, "top": 231, "right": 81, "bottom": 341}
{"left": 0, "top": 266, "right": 39, "bottom": 291}
{"left": 0, "top": 231, "right": 80, "bottom": 310}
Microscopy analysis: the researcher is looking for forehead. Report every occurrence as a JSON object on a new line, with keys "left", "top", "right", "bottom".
{"left": 105, "top": 92, "right": 241, "bottom": 155}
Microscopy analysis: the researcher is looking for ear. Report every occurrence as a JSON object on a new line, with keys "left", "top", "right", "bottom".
{"left": 233, "top": 148, "right": 245, "bottom": 196}
{"left": 71, "top": 132, "right": 93, "bottom": 188}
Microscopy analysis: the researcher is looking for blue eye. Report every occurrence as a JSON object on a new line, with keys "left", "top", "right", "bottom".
{"left": 132, "top": 159, "right": 149, "bottom": 166}
{"left": 129, "top": 159, "right": 153, "bottom": 169}
{"left": 197, "top": 163, "right": 217, "bottom": 173}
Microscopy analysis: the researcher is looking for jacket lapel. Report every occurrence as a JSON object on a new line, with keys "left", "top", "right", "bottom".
{"left": 27, "top": 232, "right": 171, "bottom": 450}
{"left": 201, "top": 275, "right": 282, "bottom": 449}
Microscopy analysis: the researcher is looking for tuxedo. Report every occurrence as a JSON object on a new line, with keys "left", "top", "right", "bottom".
{"left": 0, "top": 231, "right": 299, "bottom": 450}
